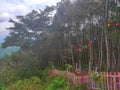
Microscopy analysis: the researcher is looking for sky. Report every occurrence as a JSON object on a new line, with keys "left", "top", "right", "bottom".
{"left": 0, "top": 0, "right": 61, "bottom": 43}
{"left": 0, "top": 0, "right": 61, "bottom": 29}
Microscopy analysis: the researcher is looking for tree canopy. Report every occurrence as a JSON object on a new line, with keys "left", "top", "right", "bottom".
{"left": 2, "top": 0, "right": 120, "bottom": 71}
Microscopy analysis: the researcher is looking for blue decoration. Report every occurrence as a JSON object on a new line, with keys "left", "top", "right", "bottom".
{"left": 82, "top": 46, "right": 85, "bottom": 48}
{"left": 93, "top": 37, "right": 96, "bottom": 41}
{"left": 103, "top": 19, "right": 107, "bottom": 23}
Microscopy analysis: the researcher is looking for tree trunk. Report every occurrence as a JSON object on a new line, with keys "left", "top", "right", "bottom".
{"left": 104, "top": 0, "right": 110, "bottom": 71}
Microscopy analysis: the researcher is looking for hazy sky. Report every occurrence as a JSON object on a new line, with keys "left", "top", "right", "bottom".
{"left": 0, "top": 0, "right": 61, "bottom": 43}
{"left": 0, "top": 0, "right": 60, "bottom": 29}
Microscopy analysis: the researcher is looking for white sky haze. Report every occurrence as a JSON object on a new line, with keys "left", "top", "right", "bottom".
{"left": 0, "top": 0, "right": 60, "bottom": 29}
{"left": 0, "top": 0, "right": 61, "bottom": 43}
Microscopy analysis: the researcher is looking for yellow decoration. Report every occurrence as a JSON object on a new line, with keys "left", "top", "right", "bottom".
{"left": 107, "top": 23, "right": 111, "bottom": 27}
{"left": 85, "top": 45, "right": 88, "bottom": 48}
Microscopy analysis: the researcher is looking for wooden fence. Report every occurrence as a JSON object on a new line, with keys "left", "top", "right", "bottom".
{"left": 49, "top": 69, "right": 120, "bottom": 90}
{"left": 87, "top": 72, "right": 120, "bottom": 90}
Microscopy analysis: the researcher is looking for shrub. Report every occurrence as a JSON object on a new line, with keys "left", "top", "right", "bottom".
{"left": 45, "top": 76, "right": 71, "bottom": 90}
{"left": 6, "top": 76, "right": 43, "bottom": 90}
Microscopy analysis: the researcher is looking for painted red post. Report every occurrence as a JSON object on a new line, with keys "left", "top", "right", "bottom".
{"left": 72, "top": 73, "right": 76, "bottom": 85}
{"left": 113, "top": 72, "right": 117, "bottom": 90}
{"left": 79, "top": 76, "right": 81, "bottom": 85}
{"left": 81, "top": 75, "right": 83, "bottom": 84}
{"left": 84, "top": 76, "right": 86, "bottom": 84}
{"left": 109, "top": 72, "right": 112, "bottom": 90}
{"left": 118, "top": 72, "right": 120, "bottom": 90}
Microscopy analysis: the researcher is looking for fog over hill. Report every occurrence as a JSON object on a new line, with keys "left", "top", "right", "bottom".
{"left": 0, "top": 29, "right": 9, "bottom": 43}
{"left": 0, "top": 29, "right": 20, "bottom": 59}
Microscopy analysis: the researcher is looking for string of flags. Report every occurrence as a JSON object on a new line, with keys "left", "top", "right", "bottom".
{"left": 67, "top": 37, "right": 97, "bottom": 52}
{"left": 66, "top": 17, "right": 119, "bottom": 52}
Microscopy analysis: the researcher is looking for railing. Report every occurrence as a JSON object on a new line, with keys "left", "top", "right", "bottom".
{"left": 89, "top": 72, "right": 120, "bottom": 90}
{"left": 49, "top": 69, "right": 120, "bottom": 90}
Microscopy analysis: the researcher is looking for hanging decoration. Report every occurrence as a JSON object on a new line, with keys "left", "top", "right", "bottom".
{"left": 107, "top": 23, "right": 111, "bottom": 27}
{"left": 105, "top": 18, "right": 120, "bottom": 29}
{"left": 115, "top": 22, "right": 120, "bottom": 28}
{"left": 103, "top": 19, "right": 107, "bottom": 23}
{"left": 67, "top": 37, "right": 97, "bottom": 52}
{"left": 93, "top": 37, "right": 97, "bottom": 41}
{"left": 109, "top": 19, "right": 113, "bottom": 24}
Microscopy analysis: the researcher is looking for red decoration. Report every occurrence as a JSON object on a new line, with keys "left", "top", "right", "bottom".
{"left": 88, "top": 43, "right": 91, "bottom": 47}
{"left": 115, "top": 23, "right": 120, "bottom": 28}
{"left": 67, "top": 37, "right": 96, "bottom": 52}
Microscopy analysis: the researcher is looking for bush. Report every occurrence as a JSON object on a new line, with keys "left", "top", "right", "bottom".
{"left": 6, "top": 76, "right": 43, "bottom": 90}
{"left": 45, "top": 76, "right": 71, "bottom": 90}
{"left": 74, "top": 84, "right": 88, "bottom": 90}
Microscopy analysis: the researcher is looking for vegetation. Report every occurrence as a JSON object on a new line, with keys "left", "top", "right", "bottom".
{"left": 0, "top": 53, "right": 86, "bottom": 90}
{"left": 0, "top": 0, "right": 120, "bottom": 89}
{"left": 2, "top": 0, "right": 120, "bottom": 71}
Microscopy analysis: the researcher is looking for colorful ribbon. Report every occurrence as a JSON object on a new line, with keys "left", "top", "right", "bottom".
{"left": 67, "top": 37, "right": 96, "bottom": 52}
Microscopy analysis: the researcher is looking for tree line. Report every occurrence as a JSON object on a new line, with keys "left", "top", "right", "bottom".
{"left": 2, "top": 0, "right": 120, "bottom": 71}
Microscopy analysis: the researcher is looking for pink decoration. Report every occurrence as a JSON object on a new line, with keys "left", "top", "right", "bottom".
{"left": 115, "top": 23, "right": 120, "bottom": 28}
{"left": 88, "top": 43, "right": 91, "bottom": 47}
{"left": 78, "top": 48, "right": 81, "bottom": 52}
{"left": 90, "top": 40, "right": 93, "bottom": 44}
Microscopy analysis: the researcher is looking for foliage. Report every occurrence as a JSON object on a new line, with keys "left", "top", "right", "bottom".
{"left": 0, "top": 52, "right": 89, "bottom": 90}
{"left": 0, "top": 69, "right": 17, "bottom": 85}
{"left": 0, "top": 1, "right": 120, "bottom": 90}
{"left": 45, "top": 76, "right": 71, "bottom": 90}
{"left": 74, "top": 84, "right": 88, "bottom": 90}
{"left": 2, "top": 0, "right": 120, "bottom": 71}
{"left": 89, "top": 71, "right": 100, "bottom": 81}
{"left": 65, "top": 64, "right": 72, "bottom": 71}
{"left": 0, "top": 50, "right": 42, "bottom": 84}
{"left": 1, "top": 0, "right": 120, "bottom": 89}
{"left": 5, "top": 76, "right": 43, "bottom": 90}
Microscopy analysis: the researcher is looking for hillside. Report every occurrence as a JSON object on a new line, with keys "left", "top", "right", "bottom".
{"left": 0, "top": 44, "right": 20, "bottom": 59}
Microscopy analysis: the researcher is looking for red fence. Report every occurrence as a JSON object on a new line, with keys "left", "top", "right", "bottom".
{"left": 49, "top": 69, "right": 120, "bottom": 90}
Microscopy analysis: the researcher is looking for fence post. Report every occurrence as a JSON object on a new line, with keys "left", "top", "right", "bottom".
{"left": 72, "top": 73, "right": 76, "bottom": 85}
{"left": 109, "top": 72, "right": 112, "bottom": 90}
{"left": 51, "top": 70, "right": 120, "bottom": 90}
{"left": 104, "top": 72, "right": 107, "bottom": 90}
{"left": 113, "top": 72, "right": 117, "bottom": 90}
{"left": 100, "top": 72, "right": 103, "bottom": 90}
{"left": 107, "top": 72, "right": 109, "bottom": 90}
{"left": 118, "top": 72, "right": 120, "bottom": 90}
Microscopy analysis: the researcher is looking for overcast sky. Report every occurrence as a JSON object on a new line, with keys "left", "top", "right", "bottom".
{"left": 0, "top": 0, "right": 61, "bottom": 43}
{"left": 0, "top": 0, "right": 60, "bottom": 30}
